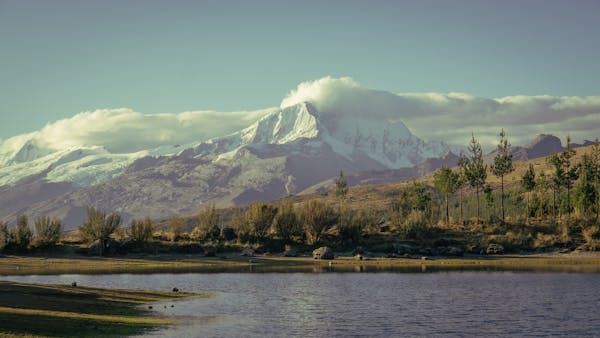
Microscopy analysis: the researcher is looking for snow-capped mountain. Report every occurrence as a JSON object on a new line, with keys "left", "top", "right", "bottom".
{"left": 0, "top": 100, "right": 450, "bottom": 228}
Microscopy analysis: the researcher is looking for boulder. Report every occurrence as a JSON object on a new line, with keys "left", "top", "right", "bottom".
{"left": 204, "top": 245, "right": 217, "bottom": 257}
{"left": 486, "top": 243, "right": 505, "bottom": 255}
{"left": 241, "top": 248, "right": 255, "bottom": 257}
{"left": 312, "top": 246, "right": 334, "bottom": 260}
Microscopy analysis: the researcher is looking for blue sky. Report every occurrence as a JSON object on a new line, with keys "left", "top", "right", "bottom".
{"left": 1, "top": 0, "right": 599, "bottom": 139}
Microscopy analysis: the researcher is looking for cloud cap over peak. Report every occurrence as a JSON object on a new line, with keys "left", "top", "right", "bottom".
{"left": 280, "top": 76, "right": 600, "bottom": 148}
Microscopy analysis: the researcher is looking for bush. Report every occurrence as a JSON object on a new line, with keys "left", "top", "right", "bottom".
{"left": 191, "top": 205, "right": 221, "bottom": 241}
{"left": 129, "top": 217, "right": 154, "bottom": 243}
{"left": 244, "top": 202, "right": 278, "bottom": 242}
{"left": 0, "top": 222, "right": 8, "bottom": 252}
{"left": 10, "top": 215, "right": 33, "bottom": 251}
{"left": 272, "top": 200, "right": 300, "bottom": 243}
{"left": 582, "top": 226, "right": 600, "bottom": 251}
{"left": 300, "top": 200, "right": 338, "bottom": 245}
{"left": 397, "top": 210, "right": 430, "bottom": 240}
{"left": 169, "top": 216, "right": 185, "bottom": 242}
{"left": 78, "top": 207, "right": 121, "bottom": 255}
{"left": 33, "top": 216, "right": 62, "bottom": 248}
{"left": 339, "top": 210, "right": 375, "bottom": 246}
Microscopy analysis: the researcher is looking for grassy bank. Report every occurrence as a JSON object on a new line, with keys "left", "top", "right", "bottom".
{"left": 2, "top": 253, "right": 600, "bottom": 276}
{"left": 0, "top": 281, "right": 206, "bottom": 337}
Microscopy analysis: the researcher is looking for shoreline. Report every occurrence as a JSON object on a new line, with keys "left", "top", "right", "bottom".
{"left": 0, "top": 281, "right": 206, "bottom": 337}
{"left": 2, "top": 251, "right": 600, "bottom": 276}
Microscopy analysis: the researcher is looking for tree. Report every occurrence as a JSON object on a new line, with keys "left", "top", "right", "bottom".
{"left": 521, "top": 163, "right": 536, "bottom": 221}
{"left": 33, "top": 216, "right": 62, "bottom": 247}
{"left": 561, "top": 136, "right": 578, "bottom": 220}
{"left": 534, "top": 170, "right": 550, "bottom": 218}
{"left": 575, "top": 155, "right": 598, "bottom": 217}
{"left": 300, "top": 200, "right": 338, "bottom": 245}
{"left": 547, "top": 153, "right": 565, "bottom": 218}
{"left": 434, "top": 166, "right": 460, "bottom": 225}
{"left": 194, "top": 205, "right": 221, "bottom": 241}
{"left": 79, "top": 207, "right": 121, "bottom": 255}
{"left": 244, "top": 202, "right": 278, "bottom": 242}
{"left": 0, "top": 221, "right": 8, "bottom": 252}
{"left": 590, "top": 138, "right": 600, "bottom": 222}
{"left": 169, "top": 216, "right": 185, "bottom": 242}
{"left": 335, "top": 170, "right": 349, "bottom": 230}
{"left": 394, "top": 182, "right": 431, "bottom": 219}
{"left": 457, "top": 153, "right": 469, "bottom": 223}
{"left": 10, "top": 215, "right": 32, "bottom": 251}
{"left": 464, "top": 134, "right": 487, "bottom": 222}
{"left": 272, "top": 200, "right": 300, "bottom": 243}
{"left": 129, "top": 217, "right": 154, "bottom": 243}
{"left": 491, "top": 129, "right": 514, "bottom": 223}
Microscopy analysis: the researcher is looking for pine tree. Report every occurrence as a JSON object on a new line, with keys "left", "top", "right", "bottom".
{"left": 590, "top": 138, "right": 600, "bottom": 222}
{"left": 434, "top": 166, "right": 460, "bottom": 225}
{"left": 457, "top": 153, "right": 468, "bottom": 223}
{"left": 521, "top": 163, "right": 536, "bottom": 221}
{"left": 491, "top": 129, "right": 514, "bottom": 224}
{"left": 464, "top": 134, "right": 487, "bottom": 223}
{"left": 575, "top": 155, "right": 597, "bottom": 217}
{"left": 561, "top": 136, "right": 578, "bottom": 220}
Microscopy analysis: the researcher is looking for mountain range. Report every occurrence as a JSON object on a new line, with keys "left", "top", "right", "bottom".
{"left": 1, "top": 82, "right": 592, "bottom": 229}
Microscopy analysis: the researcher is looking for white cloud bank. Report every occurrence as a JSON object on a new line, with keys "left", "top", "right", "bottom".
{"left": 1, "top": 107, "right": 275, "bottom": 155}
{"left": 281, "top": 77, "right": 600, "bottom": 149}
{"left": 2, "top": 76, "right": 599, "bottom": 158}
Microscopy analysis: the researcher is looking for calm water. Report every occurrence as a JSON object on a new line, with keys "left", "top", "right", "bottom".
{"left": 3, "top": 272, "right": 600, "bottom": 337}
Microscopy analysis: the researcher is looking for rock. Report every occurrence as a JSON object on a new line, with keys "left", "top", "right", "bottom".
{"left": 486, "top": 243, "right": 505, "bottom": 255}
{"left": 312, "top": 246, "right": 334, "bottom": 260}
{"left": 204, "top": 245, "right": 217, "bottom": 257}
{"left": 283, "top": 248, "right": 298, "bottom": 257}
{"left": 241, "top": 248, "right": 255, "bottom": 257}
{"left": 221, "top": 227, "right": 235, "bottom": 241}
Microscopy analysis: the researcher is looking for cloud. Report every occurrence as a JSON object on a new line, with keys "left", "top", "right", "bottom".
{"left": 1, "top": 107, "right": 274, "bottom": 154}
{"left": 281, "top": 77, "right": 600, "bottom": 150}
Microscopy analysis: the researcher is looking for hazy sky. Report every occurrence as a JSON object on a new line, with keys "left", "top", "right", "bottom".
{"left": 1, "top": 0, "right": 600, "bottom": 139}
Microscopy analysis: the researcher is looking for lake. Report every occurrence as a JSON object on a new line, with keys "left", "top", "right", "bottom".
{"left": 2, "top": 272, "right": 600, "bottom": 337}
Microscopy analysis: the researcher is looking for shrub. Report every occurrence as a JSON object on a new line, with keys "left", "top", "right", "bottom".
{"left": 129, "top": 217, "right": 154, "bottom": 243}
{"left": 244, "top": 202, "right": 278, "bottom": 242}
{"left": 397, "top": 210, "right": 430, "bottom": 240}
{"left": 272, "top": 200, "right": 300, "bottom": 243}
{"left": 300, "top": 200, "right": 338, "bottom": 245}
{"left": 0, "top": 222, "right": 8, "bottom": 252}
{"left": 192, "top": 205, "right": 221, "bottom": 241}
{"left": 169, "top": 216, "right": 185, "bottom": 242}
{"left": 78, "top": 207, "right": 121, "bottom": 255}
{"left": 33, "top": 216, "right": 62, "bottom": 247}
{"left": 582, "top": 226, "right": 600, "bottom": 251}
{"left": 10, "top": 215, "right": 33, "bottom": 251}
{"left": 339, "top": 210, "right": 375, "bottom": 245}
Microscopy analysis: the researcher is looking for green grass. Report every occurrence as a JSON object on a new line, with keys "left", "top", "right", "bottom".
{"left": 0, "top": 281, "right": 207, "bottom": 337}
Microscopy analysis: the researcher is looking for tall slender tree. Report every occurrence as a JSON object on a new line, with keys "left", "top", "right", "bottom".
{"left": 491, "top": 129, "right": 514, "bottom": 224}
{"left": 521, "top": 163, "right": 536, "bottom": 222}
{"left": 464, "top": 134, "right": 487, "bottom": 223}
{"left": 335, "top": 170, "right": 349, "bottom": 230}
{"left": 590, "top": 138, "right": 600, "bottom": 222}
{"left": 434, "top": 166, "right": 460, "bottom": 226}
{"left": 561, "top": 136, "right": 578, "bottom": 220}
{"left": 457, "top": 153, "right": 469, "bottom": 223}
